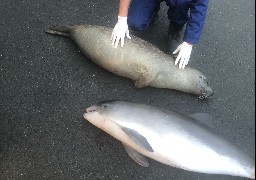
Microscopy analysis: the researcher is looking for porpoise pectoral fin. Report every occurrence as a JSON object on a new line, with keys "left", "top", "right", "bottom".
{"left": 121, "top": 127, "right": 154, "bottom": 152}
{"left": 123, "top": 143, "right": 149, "bottom": 167}
{"left": 189, "top": 113, "right": 214, "bottom": 127}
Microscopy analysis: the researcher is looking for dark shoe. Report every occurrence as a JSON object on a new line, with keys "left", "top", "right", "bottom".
{"left": 149, "top": 13, "right": 159, "bottom": 27}
{"left": 167, "top": 22, "right": 184, "bottom": 55}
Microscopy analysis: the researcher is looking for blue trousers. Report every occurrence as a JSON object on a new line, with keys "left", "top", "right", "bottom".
{"left": 127, "top": 0, "right": 209, "bottom": 44}
{"left": 128, "top": 0, "right": 190, "bottom": 30}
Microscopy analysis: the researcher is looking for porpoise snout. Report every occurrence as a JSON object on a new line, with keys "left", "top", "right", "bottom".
{"left": 84, "top": 105, "right": 98, "bottom": 120}
{"left": 86, "top": 105, "right": 98, "bottom": 113}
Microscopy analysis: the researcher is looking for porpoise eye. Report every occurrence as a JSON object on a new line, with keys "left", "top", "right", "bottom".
{"left": 102, "top": 104, "right": 108, "bottom": 109}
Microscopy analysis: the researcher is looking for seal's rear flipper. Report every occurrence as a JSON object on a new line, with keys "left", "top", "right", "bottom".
{"left": 45, "top": 25, "right": 73, "bottom": 37}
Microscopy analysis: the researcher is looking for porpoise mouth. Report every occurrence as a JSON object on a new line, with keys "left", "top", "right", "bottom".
{"left": 86, "top": 105, "right": 98, "bottom": 113}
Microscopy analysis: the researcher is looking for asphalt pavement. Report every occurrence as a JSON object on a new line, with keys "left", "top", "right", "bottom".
{"left": 0, "top": 0, "right": 255, "bottom": 180}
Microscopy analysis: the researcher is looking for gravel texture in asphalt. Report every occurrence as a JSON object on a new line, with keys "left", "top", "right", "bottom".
{"left": 0, "top": 0, "right": 255, "bottom": 180}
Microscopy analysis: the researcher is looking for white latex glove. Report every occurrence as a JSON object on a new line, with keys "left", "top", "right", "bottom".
{"left": 173, "top": 42, "right": 193, "bottom": 69}
{"left": 111, "top": 16, "right": 131, "bottom": 48}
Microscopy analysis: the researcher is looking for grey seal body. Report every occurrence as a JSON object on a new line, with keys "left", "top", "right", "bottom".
{"left": 46, "top": 24, "right": 213, "bottom": 98}
{"left": 84, "top": 100, "right": 255, "bottom": 179}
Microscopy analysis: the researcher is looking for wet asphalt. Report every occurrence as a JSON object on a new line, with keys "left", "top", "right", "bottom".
{"left": 0, "top": 0, "right": 255, "bottom": 180}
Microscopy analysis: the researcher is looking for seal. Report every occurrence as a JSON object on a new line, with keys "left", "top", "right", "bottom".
{"left": 46, "top": 24, "right": 213, "bottom": 98}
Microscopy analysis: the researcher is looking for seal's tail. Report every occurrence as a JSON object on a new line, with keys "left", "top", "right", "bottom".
{"left": 45, "top": 25, "right": 73, "bottom": 37}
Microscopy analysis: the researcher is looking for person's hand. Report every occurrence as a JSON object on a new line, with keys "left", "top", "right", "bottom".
{"left": 111, "top": 16, "right": 131, "bottom": 48}
{"left": 173, "top": 42, "right": 193, "bottom": 69}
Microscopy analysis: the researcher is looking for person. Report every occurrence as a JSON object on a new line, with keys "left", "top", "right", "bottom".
{"left": 111, "top": 0, "right": 209, "bottom": 69}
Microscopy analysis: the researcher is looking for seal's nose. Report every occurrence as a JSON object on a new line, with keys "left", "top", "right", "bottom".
{"left": 201, "top": 87, "right": 213, "bottom": 99}
{"left": 199, "top": 76, "right": 213, "bottom": 98}
{"left": 203, "top": 91, "right": 214, "bottom": 99}
{"left": 208, "top": 90, "right": 214, "bottom": 97}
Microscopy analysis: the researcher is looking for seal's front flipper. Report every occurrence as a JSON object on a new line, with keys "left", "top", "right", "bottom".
{"left": 134, "top": 70, "right": 158, "bottom": 88}
{"left": 121, "top": 127, "right": 153, "bottom": 152}
{"left": 123, "top": 143, "right": 149, "bottom": 167}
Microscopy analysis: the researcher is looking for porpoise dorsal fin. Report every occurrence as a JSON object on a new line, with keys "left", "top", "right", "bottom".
{"left": 123, "top": 143, "right": 149, "bottom": 167}
{"left": 121, "top": 127, "right": 154, "bottom": 152}
{"left": 189, "top": 113, "right": 214, "bottom": 127}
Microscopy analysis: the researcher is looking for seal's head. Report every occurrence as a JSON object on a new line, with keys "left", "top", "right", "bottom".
{"left": 196, "top": 75, "right": 213, "bottom": 99}
{"left": 172, "top": 68, "right": 213, "bottom": 99}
